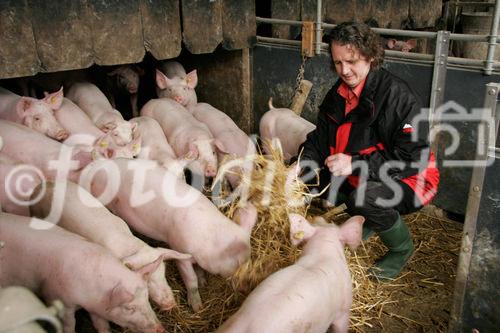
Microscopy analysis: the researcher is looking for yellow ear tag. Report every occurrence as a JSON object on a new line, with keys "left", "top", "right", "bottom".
{"left": 50, "top": 96, "right": 57, "bottom": 103}
{"left": 99, "top": 140, "right": 108, "bottom": 148}
{"left": 132, "top": 143, "right": 140, "bottom": 153}
{"left": 293, "top": 231, "right": 305, "bottom": 240}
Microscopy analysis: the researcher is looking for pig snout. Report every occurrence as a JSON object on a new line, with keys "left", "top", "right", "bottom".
{"left": 205, "top": 165, "right": 217, "bottom": 178}
{"left": 54, "top": 129, "right": 69, "bottom": 141}
{"left": 173, "top": 95, "right": 183, "bottom": 104}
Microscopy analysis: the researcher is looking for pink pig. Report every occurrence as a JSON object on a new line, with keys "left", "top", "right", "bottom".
{"left": 155, "top": 61, "right": 198, "bottom": 109}
{"left": 54, "top": 98, "right": 140, "bottom": 159}
{"left": 191, "top": 102, "right": 256, "bottom": 188}
{"left": 259, "top": 99, "right": 316, "bottom": 162}
{"left": 0, "top": 86, "right": 68, "bottom": 141}
{"left": 29, "top": 180, "right": 192, "bottom": 311}
{"left": 130, "top": 116, "right": 184, "bottom": 171}
{"left": 0, "top": 212, "right": 165, "bottom": 333}
{"left": 141, "top": 98, "right": 224, "bottom": 178}
{"left": 0, "top": 120, "right": 92, "bottom": 183}
{"left": 386, "top": 38, "right": 417, "bottom": 52}
{"left": 81, "top": 158, "right": 258, "bottom": 311}
{"left": 66, "top": 82, "right": 137, "bottom": 146}
{"left": 217, "top": 214, "right": 364, "bottom": 333}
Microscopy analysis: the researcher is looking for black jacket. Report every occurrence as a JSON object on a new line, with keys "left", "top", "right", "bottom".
{"left": 300, "top": 68, "right": 431, "bottom": 182}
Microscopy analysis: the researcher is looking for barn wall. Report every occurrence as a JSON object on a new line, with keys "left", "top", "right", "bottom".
{"left": 0, "top": 0, "right": 256, "bottom": 79}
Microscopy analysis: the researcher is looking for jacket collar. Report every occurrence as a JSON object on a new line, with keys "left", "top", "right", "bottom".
{"left": 327, "top": 69, "right": 382, "bottom": 124}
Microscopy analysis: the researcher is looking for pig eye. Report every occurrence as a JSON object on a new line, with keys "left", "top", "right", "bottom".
{"left": 34, "top": 116, "right": 41, "bottom": 122}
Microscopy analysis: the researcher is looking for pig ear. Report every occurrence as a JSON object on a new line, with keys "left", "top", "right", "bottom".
{"left": 339, "top": 215, "right": 365, "bottom": 251}
{"left": 186, "top": 143, "right": 199, "bottom": 160}
{"left": 136, "top": 256, "right": 163, "bottom": 281}
{"left": 107, "top": 67, "right": 123, "bottom": 76}
{"left": 101, "top": 122, "right": 117, "bottom": 132}
{"left": 155, "top": 248, "right": 192, "bottom": 261}
{"left": 72, "top": 149, "right": 93, "bottom": 169}
{"left": 288, "top": 213, "right": 316, "bottom": 246}
{"left": 185, "top": 70, "right": 198, "bottom": 89}
{"left": 155, "top": 69, "right": 170, "bottom": 89}
{"left": 42, "top": 87, "right": 64, "bottom": 110}
{"left": 233, "top": 203, "right": 258, "bottom": 234}
{"left": 387, "top": 39, "right": 396, "bottom": 49}
{"left": 107, "top": 283, "right": 135, "bottom": 310}
{"left": 16, "top": 97, "right": 33, "bottom": 119}
{"left": 213, "top": 139, "right": 228, "bottom": 154}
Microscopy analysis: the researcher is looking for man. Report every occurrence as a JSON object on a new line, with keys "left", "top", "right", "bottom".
{"left": 298, "top": 22, "right": 439, "bottom": 280}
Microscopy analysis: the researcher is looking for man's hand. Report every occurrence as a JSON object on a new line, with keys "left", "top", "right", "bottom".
{"left": 325, "top": 153, "right": 352, "bottom": 176}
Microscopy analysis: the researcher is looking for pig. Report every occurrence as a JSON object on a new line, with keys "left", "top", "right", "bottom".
{"left": 141, "top": 98, "right": 224, "bottom": 178}
{"left": 0, "top": 120, "right": 92, "bottom": 183}
{"left": 0, "top": 86, "right": 68, "bottom": 141}
{"left": 29, "top": 180, "right": 192, "bottom": 311}
{"left": 386, "top": 38, "right": 417, "bottom": 52}
{"left": 0, "top": 153, "right": 42, "bottom": 216}
{"left": 259, "top": 99, "right": 316, "bottom": 162}
{"left": 191, "top": 102, "right": 256, "bottom": 188}
{"left": 155, "top": 61, "right": 198, "bottom": 109}
{"left": 54, "top": 98, "right": 140, "bottom": 159}
{"left": 0, "top": 212, "right": 165, "bottom": 333}
{"left": 217, "top": 214, "right": 365, "bottom": 333}
{"left": 81, "top": 158, "right": 258, "bottom": 311}
{"left": 106, "top": 65, "right": 144, "bottom": 118}
{"left": 129, "top": 116, "right": 182, "bottom": 170}
{"left": 65, "top": 82, "right": 137, "bottom": 146}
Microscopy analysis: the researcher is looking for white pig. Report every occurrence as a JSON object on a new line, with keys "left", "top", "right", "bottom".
{"left": 0, "top": 86, "right": 68, "bottom": 141}
{"left": 66, "top": 82, "right": 137, "bottom": 146}
{"left": 155, "top": 61, "right": 198, "bottom": 109}
{"left": 0, "top": 153, "right": 42, "bottom": 216}
{"left": 191, "top": 102, "right": 256, "bottom": 188}
{"left": 0, "top": 120, "right": 92, "bottom": 183}
{"left": 141, "top": 98, "right": 224, "bottom": 178}
{"left": 217, "top": 214, "right": 364, "bottom": 333}
{"left": 259, "top": 99, "right": 316, "bottom": 162}
{"left": 54, "top": 98, "right": 140, "bottom": 159}
{"left": 29, "top": 180, "right": 192, "bottom": 311}
{"left": 81, "top": 158, "right": 258, "bottom": 311}
{"left": 0, "top": 213, "right": 165, "bottom": 333}
{"left": 129, "top": 116, "right": 182, "bottom": 170}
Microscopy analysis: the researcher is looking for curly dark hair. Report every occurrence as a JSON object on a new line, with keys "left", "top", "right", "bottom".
{"left": 327, "top": 22, "right": 384, "bottom": 70}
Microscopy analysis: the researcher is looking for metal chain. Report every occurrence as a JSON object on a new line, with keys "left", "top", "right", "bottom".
{"left": 291, "top": 54, "right": 309, "bottom": 108}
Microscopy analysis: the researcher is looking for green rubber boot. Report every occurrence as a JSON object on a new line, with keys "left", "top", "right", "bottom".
{"left": 370, "top": 216, "right": 414, "bottom": 280}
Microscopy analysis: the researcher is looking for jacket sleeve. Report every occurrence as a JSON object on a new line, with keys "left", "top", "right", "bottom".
{"left": 298, "top": 110, "right": 330, "bottom": 169}
{"left": 352, "top": 85, "right": 430, "bottom": 181}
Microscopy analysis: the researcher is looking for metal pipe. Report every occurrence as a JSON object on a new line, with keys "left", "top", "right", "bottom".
{"left": 485, "top": 0, "right": 500, "bottom": 74}
{"left": 315, "top": 0, "right": 323, "bottom": 55}
{"left": 257, "top": 36, "right": 500, "bottom": 70}
{"left": 257, "top": 17, "right": 500, "bottom": 41}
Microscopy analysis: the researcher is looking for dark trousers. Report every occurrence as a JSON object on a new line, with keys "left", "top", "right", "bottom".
{"left": 318, "top": 170, "right": 423, "bottom": 233}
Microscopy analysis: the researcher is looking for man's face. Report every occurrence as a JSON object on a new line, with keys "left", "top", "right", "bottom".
{"left": 331, "top": 42, "right": 372, "bottom": 88}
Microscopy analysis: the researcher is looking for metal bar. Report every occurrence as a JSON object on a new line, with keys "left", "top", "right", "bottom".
{"left": 257, "top": 17, "right": 500, "bottom": 41}
{"left": 485, "top": 0, "right": 500, "bottom": 74}
{"left": 448, "top": 1, "right": 496, "bottom": 6}
{"left": 315, "top": 0, "right": 323, "bottom": 55}
{"left": 257, "top": 36, "right": 500, "bottom": 69}
{"left": 429, "top": 31, "right": 451, "bottom": 153}
{"left": 448, "top": 82, "right": 500, "bottom": 333}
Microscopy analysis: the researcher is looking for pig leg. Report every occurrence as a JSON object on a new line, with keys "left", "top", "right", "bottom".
{"left": 330, "top": 313, "right": 349, "bottom": 333}
{"left": 148, "top": 263, "right": 177, "bottom": 311}
{"left": 176, "top": 260, "right": 202, "bottom": 312}
{"left": 131, "top": 93, "right": 138, "bottom": 118}
{"left": 89, "top": 312, "right": 112, "bottom": 333}
{"left": 62, "top": 306, "right": 77, "bottom": 333}
{"left": 194, "top": 264, "right": 208, "bottom": 287}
